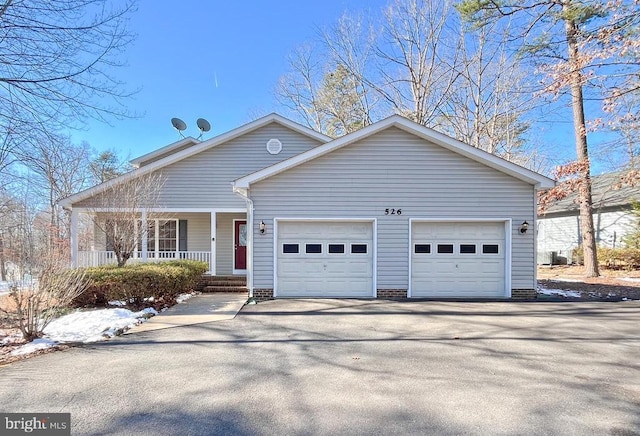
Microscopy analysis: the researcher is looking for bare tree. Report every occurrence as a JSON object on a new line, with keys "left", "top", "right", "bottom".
{"left": 276, "top": 0, "right": 537, "bottom": 163}
{"left": 0, "top": 241, "right": 90, "bottom": 341}
{"left": 18, "top": 135, "right": 93, "bottom": 243}
{"left": 0, "top": 0, "right": 137, "bottom": 182}
{"left": 276, "top": 44, "right": 328, "bottom": 134}
{"left": 88, "top": 172, "right": 164, "bottom": 267}
{"left": 375, "top": 0, "right": 462, "bottom": 125}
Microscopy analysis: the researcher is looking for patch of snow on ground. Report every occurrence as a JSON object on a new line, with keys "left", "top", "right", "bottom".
{"left": 621, "top": 277, "right": 640, "bottom": 283}
{"left": 537, "top": 284, "right": 582, "bottom": 298}
{"left": 11, "top": 307, "right": 158, "bottom": 356}
{"left": 176, "top": 293, "right": 195, "bottom": 304}
{"left": 551, "top": 278, "right": 583, "bottom": 283}
{"left": 0, "top": 281, "right": 8, "bottom": 294}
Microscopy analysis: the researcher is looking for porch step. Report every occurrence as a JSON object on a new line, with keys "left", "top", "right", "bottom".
{"left": 197, "top": 275, "right": 247, "bottom": 293}
{"left": 202, "top": 286, "right": 248, "bottom": 294}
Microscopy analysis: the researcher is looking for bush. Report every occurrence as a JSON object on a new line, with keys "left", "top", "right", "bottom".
{"left": 597, "top": 247, "right": 640, "bottom": 270}
{"left": 75, "top": 260, "right": 208, "bottom": 310}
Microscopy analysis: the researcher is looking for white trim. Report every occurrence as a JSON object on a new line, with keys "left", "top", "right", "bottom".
{"left": 210, "top": 212, "right": 217, "bottom": 276}
{"left": 70, "top": 209, "right": 78, "bottom": 267}
{"left": 273, "top": 218, "right": 377, "bottom": 298}
{"left": 234, "top": 115, "right": 555, "bottom": 191}
{"left": 407, "top": 218, "right": 512, "bottom": 298}
{"left": 71, "top": 207, "right": 246, "bottom": 214}
{"left": 232, "top": 218, "right": 248, "bottom": 275}
{"left": 60, "top": 114, "right": 330, "bottom": 209}
{"left": 531, "top": 186, "right": 538, "bottom": 290}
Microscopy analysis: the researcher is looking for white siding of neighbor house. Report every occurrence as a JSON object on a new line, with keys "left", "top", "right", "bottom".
{"left": 74, "top": 122, "right": 324, "bottom": 209}
{"left": 216, "top": 212, "right": 246, "bottom": 275}
{"left": 537, "top": 210, "right": 637, "bottom": 263}
{"left": 249, "top": 127, "right": 536, "bottom": 291}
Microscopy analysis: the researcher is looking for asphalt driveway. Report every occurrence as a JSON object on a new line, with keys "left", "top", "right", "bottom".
{"left": 1, "top": 299, "right": 639, "bottom": 435}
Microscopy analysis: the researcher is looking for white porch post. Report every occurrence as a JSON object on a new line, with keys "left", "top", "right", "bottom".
{"left": 70, "top": 208, "right": 78, "bottom": 268}
{"left": 210, "top": 211, "right": 216, "bottom": 275}
{"left": 141, "top": 209, "right": 148, "bottom": 261}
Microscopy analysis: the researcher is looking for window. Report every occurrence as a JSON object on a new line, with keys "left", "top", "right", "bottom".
{"left": 136, "top": 219, "right": 179, "bottom": 253}
{"left": 460, "top": 244, "right": 476, "bottom": 254}
{"left": 482, "top": 244, "right": 500, "bottom": 254}
{"left": 414, "top": 244, "right": 431, "bottom": 254}
{"left": 283, "top": 244, "right": 299, "bottom": 254}
{"left": 157, "top": 220, "right": 177, "bottom": 252}
{"left": 351, "top": 244, "right": 368, "bottom": 254}
{"left": 437, "top": 244, "right": 454, "bottom": 254}
{"left": 306, "top": 243, "right": 322, "bottom": 254}
{"left": 328, "top": 244, "right": 345, "bottom": 254}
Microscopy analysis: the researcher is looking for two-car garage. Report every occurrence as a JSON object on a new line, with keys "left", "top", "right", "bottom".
{"left": 274, "top": 219, "right": 509, "bottom": 299}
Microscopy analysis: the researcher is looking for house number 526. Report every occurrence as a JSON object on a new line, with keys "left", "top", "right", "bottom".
{"left": 384, "top": 208, "right": 402, "bottom": 215}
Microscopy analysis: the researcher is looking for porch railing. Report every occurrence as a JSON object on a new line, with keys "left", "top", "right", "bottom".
{"left": 77, "top": 251, "right": 212, "bottom": 271}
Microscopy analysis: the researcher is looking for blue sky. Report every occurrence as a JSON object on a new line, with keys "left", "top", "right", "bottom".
{"left": 71, "top": 0, "right": 388, "bottom": 160}
{"left": 68, "top": 0, "right": 618, "bottom": 174}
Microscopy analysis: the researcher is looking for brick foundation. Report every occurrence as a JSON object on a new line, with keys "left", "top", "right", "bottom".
{"left": 511, "top": 289, "right": 537, "bottom": 300}
{"left": 252, "top": 288, "right": 274, "bottom": 301}
{"left": 377, "top": 289, "right": 408, "bottom": 299}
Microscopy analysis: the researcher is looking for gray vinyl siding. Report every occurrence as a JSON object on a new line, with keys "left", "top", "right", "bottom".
{"left": 180, "top": 213, "right": 210, "bottom": 251}
{"left": 250, "top": 127, "right": 536, "bottom": 291}
{"left": 538, "top": 209, "right": 636, "bottom": 263}
{"left": 74, "top": 122, "right": 323, "bottom": 209}
{"left": 216, "top": 213, "right": 246, "bottom": 275}
{"left": 137, "top": 141, "right": 198, "bottom": 167}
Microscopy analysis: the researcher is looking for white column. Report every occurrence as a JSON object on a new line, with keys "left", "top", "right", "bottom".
{"left": 141, "top": 210, "right": 148, "bottom": 261}
{"left": 210, "top": 211, "right": 216, "bottom": 275}
{"left": 70, "top": 209, "right": 79, "bottom": 268}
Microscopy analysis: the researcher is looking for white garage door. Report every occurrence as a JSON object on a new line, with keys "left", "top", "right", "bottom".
{"left": 411, "top": 221, "right": 506, "bottom": 298}
{"left": 276, "top": 221, "right": 374, "bottom": 297}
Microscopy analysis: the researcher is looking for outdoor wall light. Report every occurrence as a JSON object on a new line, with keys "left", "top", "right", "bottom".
{"left": 520, "top": 221, "right": 529, "bottom": 234}
{"left": 259, "top": 221, "right": 266, "bottom": 234}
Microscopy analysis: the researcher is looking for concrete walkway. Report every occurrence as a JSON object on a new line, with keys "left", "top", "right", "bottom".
{"left": 127, "top": 293, "right": 247, "bottom": 334}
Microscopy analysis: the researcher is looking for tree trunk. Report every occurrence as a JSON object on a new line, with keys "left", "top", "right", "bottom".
{"left": 564, "top": 6, "right": 599, "bottom": 277}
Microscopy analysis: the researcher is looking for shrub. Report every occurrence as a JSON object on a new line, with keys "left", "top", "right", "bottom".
{"left": 1, "top": 264, "right": 90, "bottom": 341}
{"left": 597, "top": 247, "right": 640, "bottom": 270}
{"left": 76, "top": 260, "right": 208, "bottom": 310}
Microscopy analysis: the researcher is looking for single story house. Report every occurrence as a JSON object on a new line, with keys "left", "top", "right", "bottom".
{"left": 537, "top": 172, "right": 639, "bottom": 264}
{"left": 60, "top": 113, "right": 554, "bottom": 299}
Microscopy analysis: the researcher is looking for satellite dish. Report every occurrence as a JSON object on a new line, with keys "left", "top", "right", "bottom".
{"left": 197, "top": 118, "right": 211, "bottom": 133}
{"left": 171, "top": 117, "right": 187, "bottom": 131}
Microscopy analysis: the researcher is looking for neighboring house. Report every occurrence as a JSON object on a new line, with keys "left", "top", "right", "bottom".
{"left": 537, "top": 172, "right": 640, "bottom": 264}
{"left": 60, "top": 113, "right": 554, "bottom": 300}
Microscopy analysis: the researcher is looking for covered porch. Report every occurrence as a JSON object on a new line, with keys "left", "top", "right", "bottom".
{"left": 70, "top": 209, "right": 247, "bottom": 275}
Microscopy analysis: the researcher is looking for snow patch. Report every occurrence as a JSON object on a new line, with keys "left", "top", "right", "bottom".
{"left": 551, "top": 278, "right": 583, "bottom": 283}
{"left": 10, "top": 338, "right": 58, "bottom": 356}
{"left": 620, "top": 277, "right": 640, "bottom": 283}
{"left": 10, "top": 307, "right": 158, "bottom": 357}
{"left": 537, "top": 284, "right": 582, "bottom": 298}
{"left": 176, "top": 293, "right": 194, "bottom": 304}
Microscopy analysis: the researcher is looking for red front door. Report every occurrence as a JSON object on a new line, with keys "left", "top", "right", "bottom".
{"left": 234, "top": 220, "right": 247, "bottom": 270}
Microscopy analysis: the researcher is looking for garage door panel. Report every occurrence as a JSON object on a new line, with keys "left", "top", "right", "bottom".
{"left": 277, "top": 221, "right": 374, "bottom": 298}
{"left": 411, "top": 221, "right": 506, "bottom": 298}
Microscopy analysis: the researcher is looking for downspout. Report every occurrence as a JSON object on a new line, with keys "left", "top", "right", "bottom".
{"left": 233, "top": 186, "right": 254, "bottom": 298}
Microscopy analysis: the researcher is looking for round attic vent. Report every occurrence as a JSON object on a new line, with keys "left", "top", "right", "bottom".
{"left": 266, "top": 138, "right": 282, "bottom": 155}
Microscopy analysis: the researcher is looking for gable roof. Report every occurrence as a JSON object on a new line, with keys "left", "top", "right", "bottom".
{"left": 130, "top": 137, "right": 200, "bottom": 167}
{"left": 233, "top": 114, "right": 555, "bottom": 191}
{"left": 60, "top": 113, "right": 331, "bottom": 208}
{"left": 541, "top": 171, "right": 640, "bottom": 215}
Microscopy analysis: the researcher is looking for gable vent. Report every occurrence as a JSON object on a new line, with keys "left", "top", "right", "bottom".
{"left": 266, "top": 138, "right": 282, "bottom": 155}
